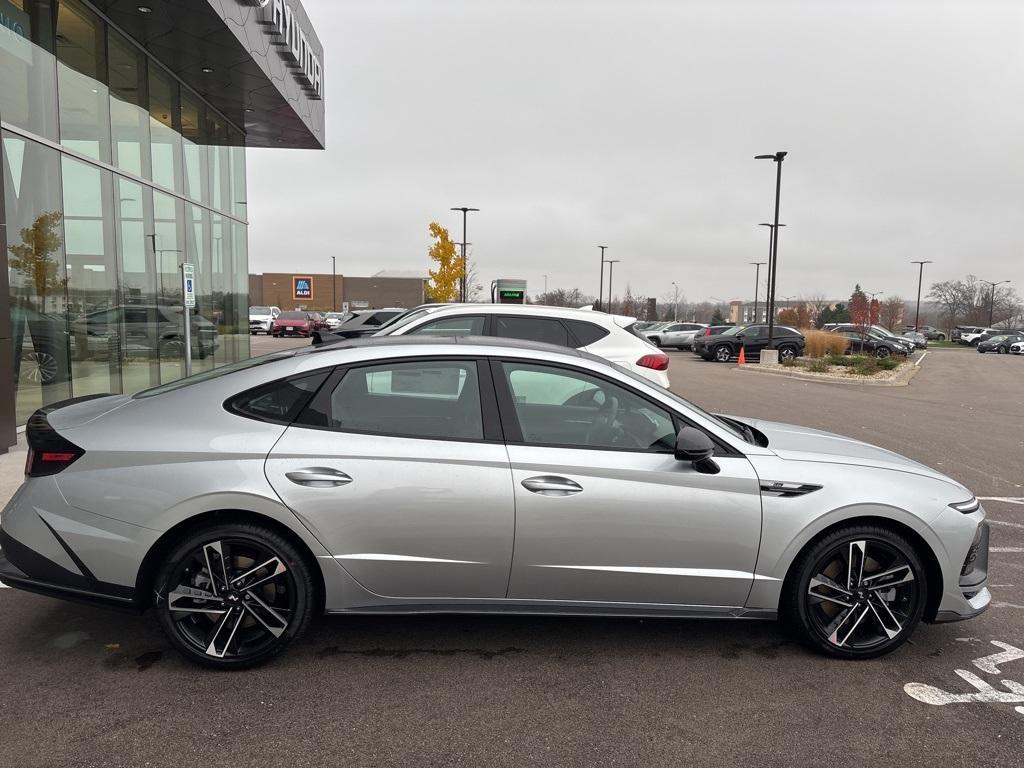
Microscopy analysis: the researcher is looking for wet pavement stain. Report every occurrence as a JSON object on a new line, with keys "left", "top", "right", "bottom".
{"left": 135, "top": 651, "right": 163, "bottom": 671}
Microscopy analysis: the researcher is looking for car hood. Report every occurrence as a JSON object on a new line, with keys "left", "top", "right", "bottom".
{"left": 250, "top": 314, "right": 272, "bottom": 320}
{"left": 734, "top": 416, "right": 965, "bottom": 488}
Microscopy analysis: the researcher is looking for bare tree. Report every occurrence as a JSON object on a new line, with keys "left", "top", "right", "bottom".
{"left": 534, "top": 287, "right": 594, "bottom": 308}
{"left": 879, "top": 295, "right": 905, "bottom": 331}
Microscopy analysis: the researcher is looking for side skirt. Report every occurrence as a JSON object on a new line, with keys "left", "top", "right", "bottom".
{"left": 326, "top": 602, "right": 777, "bottom": 621}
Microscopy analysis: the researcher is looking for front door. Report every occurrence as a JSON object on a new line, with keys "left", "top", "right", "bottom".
{"left": 265, "top": 358, "right": 515, "bottom": 599}
{"left": 494, "top": 360, "right": 763, "bottom": 608}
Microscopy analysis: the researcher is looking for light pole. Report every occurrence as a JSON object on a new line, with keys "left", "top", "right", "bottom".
{"left": 757, "top": 223, "right": 785, "bottom": 323}
{"left": 980, "top": 279, "right": 1010, "bottom": 327}
{"left": 450, "top": 206, "right": 479, "bottom": 302}
{"left": 331, "top": 256, "right": 336, "bottom": 312}
{"left": 543, "top": 274, "right": 548, "bottom": 295}
{"left": 749, "top": 261, "right": 766, "bottom": 323}
{"left": 671, "top": 280, "right": 680, "bottom": 322}
{"left": 606, "top": 259, "right": 621, "bottom": 310}
{"left": 755, "top": 151, "right": 788, "bottom": 351}
{"left": 911, "top": 260, "right": 932, "bottom": 331}
{"left": 597, "top": 245, "right": 608, "bottom": 311}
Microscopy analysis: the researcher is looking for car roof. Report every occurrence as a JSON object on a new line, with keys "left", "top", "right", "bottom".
{"left": 411, "top": 303, "right": 635, "bottom": 325}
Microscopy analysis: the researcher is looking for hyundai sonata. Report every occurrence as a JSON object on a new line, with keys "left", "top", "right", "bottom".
{"left": 0, "top": 337, "right": 989, "bottom": 668}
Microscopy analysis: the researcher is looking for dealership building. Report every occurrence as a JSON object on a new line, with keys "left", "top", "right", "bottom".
{"left": 0, "top": 0, "right": 324, "bottom": 450}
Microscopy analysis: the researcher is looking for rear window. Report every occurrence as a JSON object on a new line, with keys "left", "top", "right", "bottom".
{"left": 279, "top": 311, "right": 308, "bottom": 320}
{"left": 494, "top": 316, "right": 571, "bottom": 347}
{"left": 134, "top": 352, "right": 298, "bottom": 398}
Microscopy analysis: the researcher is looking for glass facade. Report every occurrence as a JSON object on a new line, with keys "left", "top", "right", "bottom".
{"left": 2, "top": 0, "right": 249, "bottom": 425}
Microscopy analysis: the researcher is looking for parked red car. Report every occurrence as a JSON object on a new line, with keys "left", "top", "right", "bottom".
{"left": 271, "top": 311, "right": 316, "bottom": 337}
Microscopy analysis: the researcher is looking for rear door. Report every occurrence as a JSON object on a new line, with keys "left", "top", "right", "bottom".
{"left": 265, "top": 357, "right": 515, "bottom": 599}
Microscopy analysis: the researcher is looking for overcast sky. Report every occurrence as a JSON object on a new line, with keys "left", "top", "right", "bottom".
{"left": 246, "top": 0, "right": 1024, "bottom": 305}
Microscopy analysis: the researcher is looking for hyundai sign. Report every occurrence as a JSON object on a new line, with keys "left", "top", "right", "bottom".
{"left": 293, "top": 276, "right": 313, "bottom": 300}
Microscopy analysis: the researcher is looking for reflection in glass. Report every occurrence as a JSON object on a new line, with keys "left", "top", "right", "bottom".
{"left": 186, "top": 204, "right": 216, "bottom": 373}
{"left": 149, "top": 64, "right": 182, "bottom": 192}
{"left": 56, "top": 0, "right": 111, "bottom": 162}
{"left": 62, "top": 155, "right": 121, "bottom": 396}
{"left": 3, "top": 132, "right": 72, "bottom": 422}
{"left": 181, "top": 87, "right": 208, "bottom": 205}
{"left": 153, "top": 191, "right": 186, "bottom": 381}
{"left": 0, "top": 0, "right": 59, "bottom": 140}
{"left": 108, "top": 28, "right": 150, "bottom": 178}
{"left": 115, "top": 179, "right": 160, "bottom": 392}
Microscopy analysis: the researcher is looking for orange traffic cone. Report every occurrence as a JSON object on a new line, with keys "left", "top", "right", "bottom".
{"left": 738, "top": 346, "right": 746, "bottom": 365}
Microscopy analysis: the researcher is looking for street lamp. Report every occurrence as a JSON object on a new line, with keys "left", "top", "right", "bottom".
{"left": 331, "top": 256, "right": 336, "bottom": 312}
{"left": 671, "top": 280, "right": 680, "bottom": 322}
{"left": 749, "top": 261, "right": 766, "bottom": 323}
{"left": 450, "top": 206, "right": 479, "bottom": 302}
{"left": 757, "top": 223, "right": 785, "bottom": 325}
{"left": 980, "top": 279, "right": 1011, "bottom": 326}
{"left": 597, "top": 245, "right": 608, "bottom": 311}
{"left": 911, "top": 260, "right": 933, "bottom": 331}
{"left": 543, "top": 274, "right": 548, "bottom": 295}
{"left": 606, "top": 259, "right": 621, "bottom": 310}
{"left": 755, "top": 151, "right": 788, "bottom": 351}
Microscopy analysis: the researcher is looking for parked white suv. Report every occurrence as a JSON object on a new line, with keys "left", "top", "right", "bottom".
{"left": 249, "top": 305, "right": 281, "bottom": 335}
{"left": 375, "top": 303, "right": 670, "bottom": 387}
{"left": 645, "top": 322, "right": 708, "bottom": 350}
{"left": 960, "top": 327, "right": 1000, "bottom": 346}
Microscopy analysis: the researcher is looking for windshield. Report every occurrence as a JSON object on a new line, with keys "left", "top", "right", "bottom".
{"left": 720, "top": 326, "right": 745, "bottom": 336}
{"left": 373, "top": 306, "right": 438, "bottom": 335}
{"left": 250, "top": 306, "right": 271, "bottom": 315}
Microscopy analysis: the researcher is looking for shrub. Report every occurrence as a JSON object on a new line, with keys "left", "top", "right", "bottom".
{"left": 826, "top": 354, "right": 857, "bottom": 367}
{"left": 807, "top": 358, "right": 830, "bottom": 373}
{"left": 804, "top": 330, "right": 849, "bottom": 358}
{"left": 853, "top": 357, "right": 880, "bottom": 376}
{"left": 780, "top": 357, "right": 797, "bottom": 367}
{"left": 877, "top": 356, "right": 900, "bottom": 370}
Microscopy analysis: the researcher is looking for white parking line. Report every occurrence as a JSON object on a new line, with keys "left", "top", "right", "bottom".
{"left": 992, "top": 548, "right": 1024, "bottom": 554}
{"left": 979, "top": 497, "right": 1024, "bottom": 506}
{"left": 914, "top": 351, "right": 928, "bottom": 366}
{"left": 988, "top": 519, "right": 1024, "bottom": 529}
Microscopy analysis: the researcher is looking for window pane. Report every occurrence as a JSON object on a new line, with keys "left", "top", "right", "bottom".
{"left": 149, "top": 64, "right": 181, "bottom": 192}
{"left": 408, "top": 315, "right": 484, "bottom": 336}
{"left": 494, "top": 316, "right": 570, "bottom": 347}
{"left": 108, "top": 28, "right": 150, "bottom": 178}
{"left": 3, "top": 131, "right": 72, "bottom": 422}
{"left": 185, "top": 203, "right": 216, "bottom": 373}
{"left": 564, "top": 319, "right": 609, "bottom": 346}
{"left": 180, "top": 87, "right": 207, "bottom": 204}
{"left": 56, "top": 0, "right": 110, "bottom": 162}
{"left": 324, "top": 361, "right": 482, "bottom": 440}
{"left": 502, "top": 363, "right": 675, "bottom": 451}
{"left": 230, "top": 372, "right": 328, "bottom": 424}
{"left": 152, "top": 190, "right": 185, "bottom": 381}
{"left": 115, "top": 179, "right": 159, "bottom": 392}
{"left": 62, "top": 155, "right": 121, "bottom": 396}
{"left": 0, "top": 0, "right": 59, "bottom": 140}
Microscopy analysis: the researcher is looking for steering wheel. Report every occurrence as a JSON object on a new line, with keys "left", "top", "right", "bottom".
{"left": 585, "top": 395, "right": 619, "bottom": 445}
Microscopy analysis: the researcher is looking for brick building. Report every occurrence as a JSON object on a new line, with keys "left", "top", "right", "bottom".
{"left": 250, "top": 271, "right": 427, "bottom": 312}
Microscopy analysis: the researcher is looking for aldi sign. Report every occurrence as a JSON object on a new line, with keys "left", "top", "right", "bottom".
{"left": 292, "top": 276, "right": 313, "bottom": 300}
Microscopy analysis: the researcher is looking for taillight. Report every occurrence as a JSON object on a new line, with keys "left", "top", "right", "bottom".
{"left": 637, "top": 353, "right": 669, "bottom": 371}
{"left": 25, "top": 410, "right": 84, "bottom": 477}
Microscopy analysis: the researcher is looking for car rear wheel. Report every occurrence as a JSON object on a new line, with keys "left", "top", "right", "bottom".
{"left": 998, "top": 345, "right": 1008, "bottom": 354}
{"left": 778, "top": 345, "right": 797, "bottom": 362}
{"left": 714, "top": 344, "right": 732, "bottom": 363}
{"left": 154, "top": 523, "right": 315, "bottom": 669}
{"left": 936, "top": 334, "right": 946, "bottom": 341}
{"left": 787, "top": 525, "right": 926, "bottom": 659}
{"left": 649, "top": 336, "right": 662, "bottom": 347}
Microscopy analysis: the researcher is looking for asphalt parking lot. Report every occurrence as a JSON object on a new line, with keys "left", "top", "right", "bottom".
{"left": 1, "top": 343, "right": 1022, "bottom": 767}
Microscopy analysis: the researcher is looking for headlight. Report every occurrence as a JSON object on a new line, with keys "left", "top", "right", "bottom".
{"left": 950, "top": 497, "right": 980, "bottom": 514}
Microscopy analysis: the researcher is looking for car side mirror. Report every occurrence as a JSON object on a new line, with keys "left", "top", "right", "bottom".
{"left": 675, "top": 427, "right": 719, "bottom": 474}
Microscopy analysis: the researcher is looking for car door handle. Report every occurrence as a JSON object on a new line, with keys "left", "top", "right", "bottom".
{"left": 285, "top": 468, "right": 353, "bottom": 487}
{"left": 521, "top": 476, "right": 583, "bottom": 496}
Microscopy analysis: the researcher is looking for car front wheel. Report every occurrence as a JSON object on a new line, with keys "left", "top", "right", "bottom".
{"left": 875, "top": 346, "right": 891, "bottom": 359}
{"left": 154, "top": 523, "right": 316, "bottom": 669}
{"left": 787, "top": 525, "right": 926, "bottom": 659}
{"left": 998, "top": 345, "right": 1008, "bottom": 354}
{"left": 714, "top": 344, "right": 732, "bottom": 363}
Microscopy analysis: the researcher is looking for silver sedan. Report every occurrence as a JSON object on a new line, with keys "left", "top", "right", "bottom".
{"left": 645, "top": 322, "right": 708, "bottom": 349}
{"left": 0, "top": 337, "right": 989, "bottom": 668}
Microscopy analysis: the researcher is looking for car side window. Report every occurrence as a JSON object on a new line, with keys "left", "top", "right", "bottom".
{"left": 229, "top": 372, "right": 330, "bottom": 425}
{"left": 314, "top": 360, "right": 483, "bottom": 440}
{"left": 500, "top": 362, "right": 675, "bottom": 451}
{"left": 494, "top": 316, "right": 570, "bottom": 347}
{"left": 406, "top": 316, "right": 485, "bottom": 337}
{"left": 563, "top": 319, "right": 610, "bottom": 347}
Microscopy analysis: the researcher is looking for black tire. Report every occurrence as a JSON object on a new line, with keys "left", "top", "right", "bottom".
{"left": 650, "top": 336, "right": 662, "bottom": 347}
{"left": 936, "top": 334, "right": 946, "bottom": 341}
{"left": 998, "top": 345, "right": 1008, "bottom": 355}
{"left": 158, "top": 337, "right": 184, "bottom": 360}
{"left": 875, "top": 346, "right": 891, "bottom": 359}
{"left": 154, "top": 523, "right": 316, "bottom": 669}
{"left": 778, "top": 345, "right": 797, "bottom": 362}
{"left": 713, "top": 344, "right": 732, "bottom": 363}
{"left": 786, "top": 524, "right": 927, "bottom": 659}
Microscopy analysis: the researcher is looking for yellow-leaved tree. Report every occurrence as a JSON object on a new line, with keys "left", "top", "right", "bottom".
{"left": 425, "top": 222, "right": 463, "bottom": 302}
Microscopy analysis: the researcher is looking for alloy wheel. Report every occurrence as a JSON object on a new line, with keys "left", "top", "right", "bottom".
{"left": 778, "top": 346, "right": 796, "bottom": 362}
{"left": 714, "top": 345, "right": 731, "bottom": 362}
{"left": 876, "top": 346, "right": 890, "bottom": 359}
{"left": 163, "top": 537, "right": 296, "bottom": 661}
{"left": 804, "top": 538, "right": 921, "bottom": 652}
{"left": 21, "top": 351, "right": 58, "bottom": 384}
